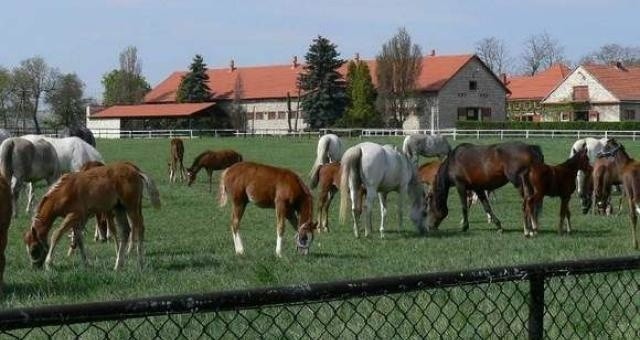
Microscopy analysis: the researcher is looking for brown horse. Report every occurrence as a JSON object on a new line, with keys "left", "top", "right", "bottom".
{"left": 219, "top": 162, "right": 317, "bottom": 256}
{"left": 168, "top": 138, "right": 186, "bottom": 183}
{"left": 598, "top": 139, "right": 640, "bottom": 249}
{"left": 593, "top": 155, "right": 623, "bottom": 215}
{"left": 187, "top": 149, "right": 243, "bottom": 192}
{"left": 24, "top": 162, "right": 161, "bottom": 270}
{"left": 524, "top": 145, "right": 591, "bottom": 236}
{"left": 0, "top": 175, "right": 12, "bottom": 294}
{"left": 426, "top": 142, "right": 544, "bottom": 232}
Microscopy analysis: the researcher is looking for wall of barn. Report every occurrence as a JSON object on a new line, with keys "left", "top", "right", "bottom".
{"left": 86, "top": 117, "right": 121, "bottom": 139}
{"left": 221, "top": 99, "right": 308, "bottom": 133}
{"left": 543, "top": 67, "right": 617, "bottom": 104}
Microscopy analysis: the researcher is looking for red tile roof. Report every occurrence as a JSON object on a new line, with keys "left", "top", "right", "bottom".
{"left": 144, "top": 54, "right": 484, "bottom": 103}
{"left": 583, "top": 64, "right": 640, "bottom": 101}
{"left": 506, "top": 64, "right": 571, "bottom": 101}
{"left": 91, "top": 103, "right": 215, "bottom": 119}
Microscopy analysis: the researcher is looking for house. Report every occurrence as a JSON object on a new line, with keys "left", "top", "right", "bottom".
{"left": 505, "top": 64, "right": 570, "bottom": 121}
{"left": 542, "top": 63, "right": 640, "bottom": 121}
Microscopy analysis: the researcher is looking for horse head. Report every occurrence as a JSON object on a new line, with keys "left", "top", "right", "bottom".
{"left": 598, "top": 138, "right": 623, "bottom": 158}
{"left": 575, "top": 145, "right": 592, "bottom": 172}
{"left": 409, "top": 181, "right": 427, "bottom": 234}
{"left": 185, "top": 167, "right": 197, "bottom": 186}
{"left": 425, "top": 159, "right": 450, "bottom": 231}
{"left": 295, "top": 221, "right": 317, "bottom": 255}
{"left": 24, "top": 227, "right": 48, "bottom": 268}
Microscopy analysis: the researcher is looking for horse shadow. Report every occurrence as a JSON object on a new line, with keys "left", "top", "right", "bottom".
{"left": 311, "top": 252, "right": 369, "bottom": 260}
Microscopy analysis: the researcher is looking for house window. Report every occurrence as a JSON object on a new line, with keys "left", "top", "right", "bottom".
{"left": 268, "top": 112, "right": 277, "bottom": 120}
{"left": 469, "top": 81, "right": 478, "bottom": 91}
{"left": 622, "top": 109, "right": 636, "bottom": 121}
{"left": 572, "top": 86, "right": 589, "bottom": 101}
{"left": 277, "top": 111, "right": 286, "bottom": 119}
{"left": 560, "top": 112, "right": 570, "bottom": 122}
{"left": 255, "top": 112, "right": 264, "bottom": 120}
{"left": 245, "top": 112, "right": 254, "bottom": 119}
{"left": 574, "top": 111, "right": 588, "bottom": 122}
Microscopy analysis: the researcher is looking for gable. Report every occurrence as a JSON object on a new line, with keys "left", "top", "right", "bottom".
{"left": 542, "top": 66, "right": 618, "bottom": 104}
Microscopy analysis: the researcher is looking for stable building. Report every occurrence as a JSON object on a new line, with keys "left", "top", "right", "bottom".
{"left": 505, "top": 64, "right": 570, "bottom": 121}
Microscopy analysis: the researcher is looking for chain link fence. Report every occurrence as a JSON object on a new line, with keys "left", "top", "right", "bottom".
{"left": 1, "top": 256, "right": 638, "bottom": 339}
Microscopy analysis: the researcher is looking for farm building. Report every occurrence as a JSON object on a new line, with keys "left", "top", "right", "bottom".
{"left": 504, "top": 64, "right": 570, "bottom": 121}
{"left": 87, "top": 53, "right": 509, "bottom": 135}
{"left": 541, "top": 63, "right": 640, "bottom": 121}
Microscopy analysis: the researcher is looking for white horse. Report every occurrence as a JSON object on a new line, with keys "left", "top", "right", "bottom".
{"left": 0, "top": 137, "right": 60, "bottom": 217}
{"left": 402, "top": 134, "right": 451, "bottom": 164}
{"left": 570, "top": 137, "right": 608, "bottom": 212}
{"left": 309, "top": 133, "right": 343, "bottom": 184}
{"left": 339, "top": 142, "right": 425, "bottom": 238}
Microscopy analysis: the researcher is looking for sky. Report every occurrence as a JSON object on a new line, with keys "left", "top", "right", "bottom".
{"left": 1, "top": 0, "right": 638, "bottom": 100}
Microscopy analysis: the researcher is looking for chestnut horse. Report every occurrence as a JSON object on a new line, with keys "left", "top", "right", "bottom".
{"left": 0, "top": 175, "right": 12, "bottom": 294}
{"left": 218, "top": 162, "right": 317, "bottom": 256}
{"left": 426, "top": 142, "right": 544, "bottom": 232}
{"left": 187, "top": 149, "right": 243, "bottom": 192}
{"left": 593, "top": 155, "right": 624, "bottom": 215}
{"left": 309, "top": 134, "right": 343, "bottom": 185}
{"left": 598, "top": 139, "right": 640, "bottom": 248}
{"left": 524, "top": 145, "right": 591, "bottom": 236}
{"left": 24, "top": 162, "right": 161, "bottom": 270}
{"left": 168, "top": 138, "right": 186, "bottom": 183}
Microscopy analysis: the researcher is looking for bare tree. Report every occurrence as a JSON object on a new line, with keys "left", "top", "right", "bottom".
{"left": 475, "top": 37, "right": 512, "bottom": 76}
{"left": 120, "top": 46, "right": 142, "bottom": 76}
{"left": 0, "top": 67, "right": 12, "bottom": 128}
{"left": 376, "top": 27, "right": 423, "bottom": 126}
{"left": 521, "top": 32, "right": 566, "bottom": 76}
{"left": 581, "top": 43, "right": 640, "bottom": 66}
{"left": 11, "top": 57, "right": 59, "bottom": 133}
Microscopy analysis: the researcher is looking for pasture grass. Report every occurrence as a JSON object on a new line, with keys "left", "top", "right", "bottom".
{"left": 1, "top": 136, "right": 639, "bottom": 311}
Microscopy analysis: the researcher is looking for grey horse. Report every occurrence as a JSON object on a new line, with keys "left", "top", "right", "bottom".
{"left": 0, "top": 137, "right": 60, "bottom": 217}
{"left": 402, "top": 134, "right": 452, "bottom": 164}
{"left": 60, "top": 126, "right": 96, "bottom": 147}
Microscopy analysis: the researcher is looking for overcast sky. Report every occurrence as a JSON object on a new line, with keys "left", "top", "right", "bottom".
{"left": 1, "top": 0, "right": 638, "bottom": 100}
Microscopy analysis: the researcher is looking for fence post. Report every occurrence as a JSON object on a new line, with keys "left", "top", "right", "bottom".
{"left": 500, "top": 130, "right": 504, "bottom": 140}
{"left": 476, "top": 130, "right": 479, "bottom": 140}
{"left": 551, "top": 130, "right": 554, "bottom": 139}
{"left": 528, "top": 274, "right": 545, "bottom": 340}
{"left": 605, "top": 130, "right": 608, "bottom": 139}
{"left": 526, "top": 130, "right": 529, "bottom": 139}
{"left": 634, "top": 131, "right": 637, "bottom": 141}
{"left": 453, "top": 129, "right": 457, "bottom": 141}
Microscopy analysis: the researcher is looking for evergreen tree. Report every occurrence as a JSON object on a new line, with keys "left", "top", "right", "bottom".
{"left": 298, "top": 36, "right": 346, "bottom": 129}
{"left": 344, "top": 60, "right": 381, "bottom": 127}
{"left": 177, "top": 54, "right": 212, "bottom": 103}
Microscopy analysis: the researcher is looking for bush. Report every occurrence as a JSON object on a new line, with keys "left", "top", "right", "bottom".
{"left": 455, "top": 121, "right": 640, "bottom": 131}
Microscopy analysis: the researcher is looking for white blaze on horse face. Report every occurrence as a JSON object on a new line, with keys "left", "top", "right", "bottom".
{"left": 233, "top": 232, "right": 244, "bottom": 255}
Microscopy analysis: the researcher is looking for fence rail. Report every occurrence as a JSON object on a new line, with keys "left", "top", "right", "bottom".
{"left": 1, "top": 256, "right": 638, "bottom": 339}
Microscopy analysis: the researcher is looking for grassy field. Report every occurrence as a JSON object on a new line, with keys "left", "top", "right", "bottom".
{"left": 1, "top": 136, "right": 639, "bottom": 310}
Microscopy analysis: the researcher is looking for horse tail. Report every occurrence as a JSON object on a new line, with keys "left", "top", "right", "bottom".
{"left": 402, "top": 136, "right": 413, "bottom": 159}
{"left": 310, "top": 164, "right": 321, "bottom": 189}
{"left": 139, "top": 171, "right": 161, "bottom": 209}
{"left": 339, "top": 146, "right": 362, "bottom": 224}
{"left": 0, "top": 138, "right": 14, "bottom": 180}
{"left": 529, "top": 145, "right": 544, "bottom": 164}
{"left": 309, "top": 136, "right": 330, "bottom": 179}
{"left": 218, "top": 169, "right": 229, "bottom": 207}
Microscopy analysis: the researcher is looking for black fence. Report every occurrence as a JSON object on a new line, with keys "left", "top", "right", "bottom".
{"left": 0, "top": 256, "right": 638, "bottom": 339}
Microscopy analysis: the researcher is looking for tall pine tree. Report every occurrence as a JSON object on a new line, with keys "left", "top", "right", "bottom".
{"left": 298, "top": 36, "right": 346, "bottom": 129}
{"left": 177, "top": 54, "right": 212, "bottom": 103}
{"left": 344, "top": 60, "right": 381, "bottom": 127}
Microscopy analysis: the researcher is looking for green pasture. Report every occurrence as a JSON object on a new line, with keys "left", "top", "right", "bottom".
{"left": 1, "top": 136, "right": 639, "bottom": 311}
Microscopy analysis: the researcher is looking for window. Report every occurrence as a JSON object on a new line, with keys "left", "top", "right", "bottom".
{"left": 572, "top": 86, "right": 589, "bottom": 101}
{"left": 469, "top": 81, "right": 478, "bottom": 91}
{"left": 622, "top": 109, "right": 636, "bottom": 121}
{"left": 277, "top": 111, "right": 286, "bottom": 119}
{"left": 268, "top": 112, "right": 277, "bottom": 120}
{"left": 255, "top": 112, "right": 264, "bottom": 120}
{"left": 574, "top": 111, "right": 588, "bottom": 122}
{"left": 245, "top": 112, "right": 254, "bottom": 119}
{"left": 560, "top": 112, "right": 570, "bottom": 122}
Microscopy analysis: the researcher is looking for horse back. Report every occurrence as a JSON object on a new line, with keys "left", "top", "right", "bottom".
{"left": 204, "top": 149, "right": 242, "bottom": 170}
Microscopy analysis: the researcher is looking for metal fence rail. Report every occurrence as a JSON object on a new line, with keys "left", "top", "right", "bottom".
{"left": 0, "top": 256, "right": 638, "bottom": 339}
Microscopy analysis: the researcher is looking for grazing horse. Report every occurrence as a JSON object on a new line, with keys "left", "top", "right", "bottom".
{"left": 60, "top": 126, "right": 96, "bottom": 147}
{"left": 24, "top": 162, "right": 161, "bottom": 270}
{"left": 598, "top": 139, "right": 640, "bottom": 249}
{"left": 218, "top": 162, "right": 317, "bottom": 256}
{"left": 0, "top": 175, "right": 11, "bottom": 295}
{"left": 402, "top": 134, "right": 451, "bottom": 164}
{"left": 187, "top": 149, "right": 243, "bottom": 192}
{"left": 168, "top": 138, "right": 186, "bottom": 183}
{"left": 309, "top": 134, "right": 343, "bottom": 185}
{"left": 570, "top": 137, "right": 609, "bottom": 213}
{"left": 524, "top": 145, "right": 591, "bottom": 236}
{"left": 593, "top": 155, "right": 624, "bottom": 215}
{"left": 339, "top": 142, "right": 425, "bottom": 238}
{"left": 426, "top": 142, "right": 544, "bottom": 232}
{"left": 0, "top": 137, "right": 60, "bottom": 217}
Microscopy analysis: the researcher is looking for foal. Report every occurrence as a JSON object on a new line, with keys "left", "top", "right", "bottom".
{"left": 0, "top": 175, "right": 12, "bottom": 294}
{"left": 524, "top": 146, "right": 591, "bottom": 236}
{"left": 187, "top": 149, "right": 243, "bottom": 192}
{"left": 168, "top": 138, "right": 186, "bottom": 183}
{"left": 219, "top": 162, "right": 317, "bottom": 256}
{"left": 593, "top": 155, "right": 623, "bottom": 215}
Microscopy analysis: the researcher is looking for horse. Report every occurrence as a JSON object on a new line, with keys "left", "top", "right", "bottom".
{"left": 524, "top": 145, "right": 591, "bottom": 236}
{"left": 570, "top": 137, "right": 609, "bottom": 213}
{"left": 60, "top": 126, "right": 96, "bottom": 147}
{"left": 0, "top": 137, "right": 60, "bottom": 217}
{"left": 168, "top": 138, "right": 186, "bottom": 183}
{"left": 0, "top": 175, "right": 12, "bottom": 295}
{"left": 402, "top": 134, "right": 451, "bottom": 164}
{"left": 593, "top": 155, "right": 624, "bottom": 215}
{"left": 309, "top": 134, "right": 343, "bottom": 185}
{"left": 187, "top": 149, "right": 243, "bottom": 192}
{"left": 218, "top": 161, "right": 317, "bottom": 256}
{"left": 339, "top": 142, "right": 425, "bottom": 238}
{"left": 24, "top": 162, "right": 161, "bottom": 270}
{"left": 426, "top": 141, "right": 544, "bottom": 232}
{"left": 598, "top": 139, "right": 640, "bottom": 249}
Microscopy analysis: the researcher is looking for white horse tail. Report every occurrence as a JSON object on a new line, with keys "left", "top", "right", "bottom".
{"left": 309, "top": 136, "right": 331, "bottom": 181}
{"left": 0, "top": 138, "right": 14, "bottom": 180}
{"left": 402, "top": 136, "right": 413, "bottom": 159}
{"left": 218, "top": 168, "right": 229, "bottom": 207}
{"left": 339, "top": 146, "right": 362, "bottom": 224}
{"left": 139, "top": 171, "right": 161, "bottom": 209}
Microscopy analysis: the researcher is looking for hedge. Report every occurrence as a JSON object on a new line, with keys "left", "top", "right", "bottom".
{"left": 455, "top": 121, "right": 640, "bottom": 131}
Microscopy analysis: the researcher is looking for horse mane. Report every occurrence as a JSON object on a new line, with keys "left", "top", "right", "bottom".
{"left": 191, "top": 151, "right": 211, "bottom": 168}
{"left": 528, "top": 144, "right": 545, "bottom": 163}
{"left": 433, "top": 151, "right": 452, "bottom": 211}
{"left": 34, "top": 173, "right": 72, "bottom": 214}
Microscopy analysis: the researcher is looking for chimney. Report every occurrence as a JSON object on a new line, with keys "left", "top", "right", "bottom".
{"left": 430, "top": 49, "right": 436, "bottom": 57}
{"left": 354, "top": 52, "right": 360, "bottom": 62}
{"left": 291, "top": 55, "right": 298, "bottom": 68}
{"left": 229, "top": 59, "right": 236, "bottom": 72}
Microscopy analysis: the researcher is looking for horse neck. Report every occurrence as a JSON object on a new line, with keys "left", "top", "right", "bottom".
{"left": 32, "top": 198, "right": 58, "bottom": 240}
{"left": 298, "top": 191, "right": 314, "bottom": 225}
{"left": 433, "top": 159, "right": 451, "bottom": 211}
{"left": 558, "top": 154, "right": 586, "bottom": 175}
{"left": 613, "top": 149, "right": 633, "bottom": 170}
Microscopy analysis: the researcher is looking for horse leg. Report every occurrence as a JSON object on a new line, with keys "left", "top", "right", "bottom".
{"left": 113, "top": 208, "right": 131, "bottom": 270}
{"left": 363, "top": 189, "right": 377, "bottom": 238}
{"left": 397, "top": 190, "right": 404, "bottom": 231}
{"left": 0, "top": 224, "right": 8, "bottom": 294}
{"left": 456, "top": 185, "right": 470, "bottom": 231}
{"left": 126, "top": 208, "right": 145, "bottom": 268}
{"left": 26, "top": 182, "right": 35, "bottom": 214}
{"left": 208, "top": 170, "right": 214, "bottom": 193}
{"left": 180, "top": 161, "right": 186, "bottom": 182}
{"left": 275, "top": 202, "right": 287, "bottom": 257}
{"left": 44, "top": 214, "right": 79, "bottom": 270}
{"left": 475, "top": 190, "right": 502, "bottom": 232}
{"left": 231, "top": 201, "right": 247, "bottom": 255}
{"left": 564, "top": 198, "right": 572, "bottom": 234}
{"left": 10, "top": 178, "right": 21, "bottom": 218}
{"left": 73, "top": 221, "right": 90, "bottom": 266}
{"left": 349, "top": 184, "right": 362, "bottom": 238}
{"left": 378, "top": 192, "right": 388, "bottom": 238}
{"left": 317, "top": 187, "right": 329, "bottom": 232}
{"left": 324, "top": 188, "right": 338, "bottom": 232}
{"left": 628, "top": 198, "right": 639, "bottom": 249}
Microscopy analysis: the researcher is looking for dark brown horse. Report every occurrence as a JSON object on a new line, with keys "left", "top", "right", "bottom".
{"left": 593, "top": 155, "right": 623, "bottom": 215}
{"left": 426, "top": 142, "right": 544, "bottom": 232}
{"left": 168, "top": 138, "right": 186, "bottom": 183}
{"left": 598, "top": 139, "right": 640, "bottom": 249}
{"left": 187, "top": 149, "right": 243, "bottom": 192}
{"left": 0, "top": 175, "right": 12, "bottom": 295}
{"left": 219, "top": 162, "right": 317, "bottom": 256}
{"left": 524, "top": 145, "right": 591, "bottom": 235}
